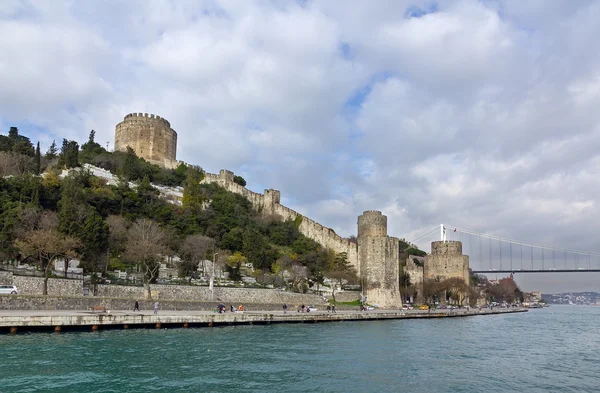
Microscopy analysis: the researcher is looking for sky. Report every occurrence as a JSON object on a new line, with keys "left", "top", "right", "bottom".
{"left": 1, "top": 0, "right": 600, "bottom": 293}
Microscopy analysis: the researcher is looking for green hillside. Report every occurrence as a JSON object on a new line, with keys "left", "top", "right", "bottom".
{"left": 0, "top": 128, "right": 356, "bottom": 295}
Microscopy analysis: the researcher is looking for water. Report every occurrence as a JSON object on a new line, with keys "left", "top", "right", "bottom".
{"left": 1, "top": 306, "right": 599, "bottom": 393}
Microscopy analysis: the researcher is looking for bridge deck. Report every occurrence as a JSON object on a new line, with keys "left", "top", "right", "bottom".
{"left": 472, "top": 269, "right": 600, "bottom": 273}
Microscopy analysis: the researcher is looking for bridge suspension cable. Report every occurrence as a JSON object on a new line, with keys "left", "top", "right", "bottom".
{"left": 445, "top": 225, "right": 600, "bottom": 258}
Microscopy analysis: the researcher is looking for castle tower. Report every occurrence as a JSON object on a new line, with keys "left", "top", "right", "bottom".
{"left": 424, "top": 241, "right": 470, "bottom": 285}
{"left": 114, "top": 113, "right": 178, "bottom": 169}
{"left": 357, "top": 211, "right": 401, "bottom": 309}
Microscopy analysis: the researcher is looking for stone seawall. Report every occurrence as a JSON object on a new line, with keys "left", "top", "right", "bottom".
{"left": 0, "top": 296, "right": 304, "bottom": 311}
{"left": 2, "top": 272, "right": 326, "bottom": 304}
{"left": 202, "top": 170, "right": 360, "bottom": 273}
{"left": 96, "top": 284, "right": 326, "bottom": 305}
{"left": 1, "top": 272, "right": 83, "bottom": 296}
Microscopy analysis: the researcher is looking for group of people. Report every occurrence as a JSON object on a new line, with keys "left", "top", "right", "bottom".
{"left": 326, "top": 305, "right": 337, "bottom": 313}
{"left": 297, "top": 304, "right": 311, "bottom": 313}
{"left": 217, "top": 304, "right": 244, "bottom": 313}
{"left": 132, "top": 300, "right": 159, "bottom": 314}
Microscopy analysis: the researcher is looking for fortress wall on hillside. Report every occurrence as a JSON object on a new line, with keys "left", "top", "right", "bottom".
{"left": 202, "top": 171, "right": 360, "bottom": 274}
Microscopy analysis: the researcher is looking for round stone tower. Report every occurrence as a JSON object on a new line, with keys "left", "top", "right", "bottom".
{"left": 357, "top": 210, "right": 401, "bottom": 309}
{"left": 424, "top": 241, "right": 470, "bottom": 286}
{"left": 357, "top": 210, "right": 387, "bottom": 238}
{"left": 114, "top": 113, "right": 177, "bottom": 169}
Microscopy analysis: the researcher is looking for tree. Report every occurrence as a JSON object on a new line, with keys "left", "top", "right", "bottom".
{"left": 107, "top": 215, "right": 129, "bottom": 258}
{"left": 79, "top": 210, "right": 109, "bottom": 272}
{"left": 119, "top": 146, "right": 137, "bottom": 181}
{"left": 45, "top": 140, "right": 58, "bottom": 160}
{"left": 272, "top": 255, "right": 291, "bottom": 287}
{"left": 233, "top": 175, "right": 246, "bottom": 187}
{"left": 444, "top": 277, "right": 469, "bottom": 305}
{"left": 35, "top": 142, "right": 41, "bottom": 175}
{"left": 15, "top": 228, "right": 80, "bottom": 295}
{"left": 181, "top": 166, "right": 204, "bottom": 209}
{"left": 422, "top": 278, "right": 443, "bottom": 305}
{"left": 227, "top": 252, "right": 247, "bottom": 282}
{"left": 80, "top": 130, "right": 106, "bottom": 163}
{"left": 59, "top": 139, "right": 79, "bottom": 168}
{"left": 178, "top": 234, "right": 214, "bottom": 278}
{"left": 123, "top": 218, "right": 169, "bottom": 299}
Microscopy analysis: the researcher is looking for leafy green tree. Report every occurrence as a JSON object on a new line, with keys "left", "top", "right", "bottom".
{"left": 119, "top": 146, "right": 140, "bottom": 181}
{"left": 45, "top": 140, "right": 58, "bottom": 159}
{"left": 58, "top": 139, "right": 79, "bottom": 168}
{"left": 220, "top": 227, "right": 244, "bottom": 252}
{"left": 243, "top": 228, "right": 278, "bottom": 270}
{"left": 227, "top": 252, "right": 247, "bottom": 282}
{"left": 268, "top": 220, "right": 299, "bottom": 246}
{"left": 233, "top": 175, "right": 246, "bottom": 187}
{"left": 35, "top": 142, "right": 41, "bottom": 175}
{"left": 182, "top": 166, "right": 204, "bottom": 209}
{"left": 79, "top": 210, "right": 109, "bottom": 272}
{"left": 80, "top": 130, "right": 106, "bottom": 163}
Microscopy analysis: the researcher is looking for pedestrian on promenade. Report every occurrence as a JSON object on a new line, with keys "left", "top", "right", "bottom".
{"left": 332, "top": 304, "right": 336, "bottom": 313}
{"left": 283, "top": 304, "right": 288, "bottom": 314}
{"left": 133, "top": 300, "right": 140, "bottom": 312}
{"left": 153, "top": 301, "right": 159, "bottom": 314}
{"left": 230, "top": 304, "right": 234, "bottom": 312}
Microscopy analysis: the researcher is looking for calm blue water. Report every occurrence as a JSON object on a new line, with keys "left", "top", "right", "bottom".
{"left": 1, "top": 306, "right": 599, "bottom": 393}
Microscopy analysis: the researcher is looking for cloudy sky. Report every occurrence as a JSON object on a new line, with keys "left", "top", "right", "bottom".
{"left": 2, "top": 0, "right": 600, "bottom": 292}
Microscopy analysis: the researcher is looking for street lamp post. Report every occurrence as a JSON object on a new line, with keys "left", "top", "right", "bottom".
{"left": 211, "top": 252, "right": 218, "bottom": 301}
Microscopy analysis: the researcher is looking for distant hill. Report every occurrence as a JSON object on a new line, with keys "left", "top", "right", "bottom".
{"left": 542, "top": 292, "right": 600, "bottom": 305}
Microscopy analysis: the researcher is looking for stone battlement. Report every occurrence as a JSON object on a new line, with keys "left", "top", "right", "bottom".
{"left": 115, "top": 112, "right": 178, "bottom": 169}
{"left": 123, "top": 113, "right": 173, "bottom": 130}
{"left": 358, "top": 210, "right": 387, "bottom": 238}
{"left": 431, "top": 241, "right": 463, "bottom": 256}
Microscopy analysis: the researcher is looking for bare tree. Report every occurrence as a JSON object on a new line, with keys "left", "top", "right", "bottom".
{"left": 15, "top": 228, "right": 80, "bottom": 295}
{"left": 178, "top": 234, "right": 214, "bottom": 278}
{"left": 0, "top": 151, "right": 33, "bottom": 176}
{"left": 123, "top": 218, "right": 169, "bottom": 299}
{"left": 289, "top": 263, "right": 308, "bottom": 293}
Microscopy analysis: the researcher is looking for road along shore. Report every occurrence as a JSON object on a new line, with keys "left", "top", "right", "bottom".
{"left": 0, "top": 308, "right": 527, "bottom": 334}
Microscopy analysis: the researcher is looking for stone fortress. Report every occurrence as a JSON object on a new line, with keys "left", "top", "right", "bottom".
{"left": 114, "top": 113, "right": 178, "bottom": 169}
{"left": 203, "top": 170, "right": 471, "bottom": 308}
{"left": 113, "top": 114, "right": 470, "bottom": 308}
{"left": 203, "top": 170, "right": 406, "bottom": 308}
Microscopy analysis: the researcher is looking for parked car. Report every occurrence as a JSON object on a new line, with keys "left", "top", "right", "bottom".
{"left": 307, "top": 306, "right": 318, "bottom": 312}
{"left": 418, "top": 305, "right": 429, "bottom": 310}
{"left": 0, "top": 285, "right": 18, "bottom": 295}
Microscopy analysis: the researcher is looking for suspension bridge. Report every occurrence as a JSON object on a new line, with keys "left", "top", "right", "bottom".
{"left": 408, "top": 225, "right": 600, "bottom": 274}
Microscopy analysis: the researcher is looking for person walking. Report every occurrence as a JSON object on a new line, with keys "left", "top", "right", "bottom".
{"left": 153, "top": 301, "right": 159, "bottom": 314}
{"left": 331, "top": 304, "right": 336, "bottom": 313}
{"left": 133, "top": 300, "right": 140, "bottom": 312}
{"left": 283, "top": 304, "right": 288, "bottom": 314}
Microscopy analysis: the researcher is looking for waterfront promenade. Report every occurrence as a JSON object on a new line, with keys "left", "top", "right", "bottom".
{"left": 0, "top": 308, "right": 527, "bottom": 334}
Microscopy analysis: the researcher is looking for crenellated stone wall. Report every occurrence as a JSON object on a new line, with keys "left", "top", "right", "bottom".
{"left": 424, "top": 241, "right": 470, "bottom": 285}
{"left": 114, "top": 113, "right": 178, "bottom": 169}
{"left": 202, "top": 170, "right": 360, "bottom": 274}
